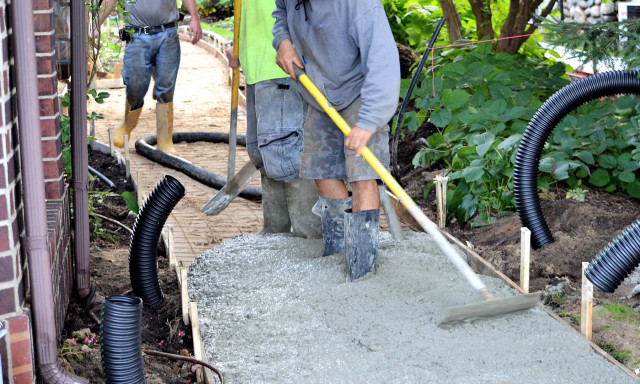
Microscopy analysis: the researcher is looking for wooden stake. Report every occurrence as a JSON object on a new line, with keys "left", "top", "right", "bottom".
{"left": 136, "top": 170, "right": 144, "bottom": 208}
{"left": 189, "top": 302, "right": 214, "bottom": 383}
{"left": 124, "top": 134, "right": 130, "bottom": 178}
{"left": 581, "top": 262, "right": 593, "bottom": 341}
{"left": 89, "top": 119, "right": 95, "bottom": 150}
{"left": 435, "top": 175, "right": 448, "bottom": 229}
{"left": 520, "top": 227, "right": 531, "bottom": 294}
{"left": 168, "top": 225, "right": 176, "bottom": 269}
{"left": 180, "top": 268, "right": 190, "bottom": 326}
{"left": 108, "top": 128, "right": 115, "bottom": 156}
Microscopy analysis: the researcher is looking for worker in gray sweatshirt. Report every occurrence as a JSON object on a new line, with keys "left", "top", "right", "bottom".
{"left": 273, "top": 0, "right": 400, "bottom": 281}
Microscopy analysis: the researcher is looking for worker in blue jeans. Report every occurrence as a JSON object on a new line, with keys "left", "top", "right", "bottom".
{"left": 94, "top": 0, "right": 202, "bottom": 156}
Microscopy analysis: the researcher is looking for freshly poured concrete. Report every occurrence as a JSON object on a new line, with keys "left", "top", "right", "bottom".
{"left": 189, "top": 232, "right": 638, "bottom": 384}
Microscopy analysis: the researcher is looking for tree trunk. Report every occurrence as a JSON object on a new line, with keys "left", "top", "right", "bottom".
{"left": 439, "top": 0, "right": 462, "bottom": 43}
{"left": 468, "top": 0, "right": 494, "bottom": 40}
{"left": 497, "top": 0, "right": 557, "bottom": 53}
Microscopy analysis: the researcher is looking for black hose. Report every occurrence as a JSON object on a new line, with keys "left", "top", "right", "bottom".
{"left": 135, "top": 132, "right": 262, "bottom": 201}
{"left": 390, "top": 17, "right": 446, "bottom": 178}
{"left": 100, "top": 295, "right": 146, "bottom": 384}
{"left": 513, "top": 71, "right": 640, "bottom": 249}
{"left": 129, "top": 175, "right": 186, "bottom": 307}
{"left": 585, "top": 220, "right": 640, "bottom": 293}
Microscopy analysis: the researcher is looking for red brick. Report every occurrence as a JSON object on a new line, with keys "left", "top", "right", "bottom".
{"left": 0, "top": 165, "right": 6, "bottom": 189}
{"left": 40, "top": 117, "right": 60, "bottom": 138}
{"left": 0, "top": 195, "right": 7, "bottom": 222}
{"left": 37, "top": 75, "right": 56, "bottom": 96}
{"left": 41, "top": 137, "right": 61, "bottom": 158}
{"left": 9, "top": 188, "right": 14, "bottom": 217}
{"left": 5, "top": 129, "right": 12, "bottom": 156}
{"left": 36, "top": 54, "right": 54, "bottom": 76}
{"left": 6, "top": 154, "right": 14, "bottom": 185}
{"left": 45, "top": 178, "right": 64, "bottom": 200}
{"left": 11, "top": 218, "right": 19, "bottom": 248}
{"left": 33, "top": 13, "right": 53, "bottom": 34}
{"left": 32, "top": 0, "right": 52, "bottom": 11}
{"left": 0, "top": 287, "right": 15, "bottom": 313}
{"left": 2, "top": 67, "right": 7, "bottom": 95}
{"left": 4, "top": 98, "right": 11, "bottom": 126}
{"left": 43, "top": 157, "right": 63, "bottom": 180}
{"left": 35, "top": 34, "right": 54, "bottom": 53}
{"left": 39, "top": 97, "right": 55, "bottom": 117}
{"left": 11, "top": 340, "right": 35, "bottom": 384}
{"left": 0, "top": 255, "right": 13, "bottom": 283}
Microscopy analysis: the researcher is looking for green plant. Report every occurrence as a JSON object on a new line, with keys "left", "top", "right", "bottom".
{"left": 600, "top": 303, "right": 640, "bottom": 324}
{"left": 382, "top": 0, "right": 442, "bottom": 51}
{"left": 602, "top": 344, "right": 633, "bottom": 364}
{"left": 410, "top": 43, "right": 570, "bottom": 225}
{"left": 566, "top": 182, "right": 587, "bottom": 202}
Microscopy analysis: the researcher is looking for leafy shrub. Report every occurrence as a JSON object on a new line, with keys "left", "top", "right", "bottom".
{"left": 194, "top": 0, "right": 232, "bottom": 17}
{"left": 408, "top": 44, "right": 640, "bottom": 226}
{"left": 381, "top": 0, "right": 442, "bottom": 51}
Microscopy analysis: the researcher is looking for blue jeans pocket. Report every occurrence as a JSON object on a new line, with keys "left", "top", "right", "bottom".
{"left": 258, "top": 130, "right": 303, "bottom": 182}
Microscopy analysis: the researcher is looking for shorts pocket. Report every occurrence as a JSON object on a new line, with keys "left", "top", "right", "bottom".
{"left": 258, "top": 130, "right": 303, "bottom": 182}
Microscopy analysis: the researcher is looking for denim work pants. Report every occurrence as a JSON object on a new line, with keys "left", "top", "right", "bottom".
{"left": 245, "top": 77, "right": 305, "bottom": 182}
{"left": 122, "top": 27, "right": 181, "bottom": 109}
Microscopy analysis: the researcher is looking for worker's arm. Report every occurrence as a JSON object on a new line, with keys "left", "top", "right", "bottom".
{"left": 272, "top": 0, "right": 303, "bottom": 80}
{"left": 182, "top": 0, "right": 202, "bottom": 44}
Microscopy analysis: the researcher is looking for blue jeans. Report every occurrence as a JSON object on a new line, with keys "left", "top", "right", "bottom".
{"left": 246, "top": 78, "right": 305, "bottom": 182}
{"left": 122, "top": 27, "right": 180, "bottom": 109}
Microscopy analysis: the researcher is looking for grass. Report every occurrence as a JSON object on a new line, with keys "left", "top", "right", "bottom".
{"left": 201, "top": 16, "right": 234, "bottom": 41}
{"left": 599, "top": 303, "right": 640, "bottom": 325}
{"left": 602, "top": 344, "right": 633, "bottom": 364}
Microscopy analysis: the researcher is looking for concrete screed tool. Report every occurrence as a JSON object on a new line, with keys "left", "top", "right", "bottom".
{"left": 293, "top": 66, "right": 539, "bottom": 324}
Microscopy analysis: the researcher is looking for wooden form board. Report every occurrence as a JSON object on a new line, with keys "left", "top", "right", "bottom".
{"left": 189, "top": 302, "right": 216, "bottom": 384}
{"left": 386, "top": 192, "right": 639, "bottom": 380}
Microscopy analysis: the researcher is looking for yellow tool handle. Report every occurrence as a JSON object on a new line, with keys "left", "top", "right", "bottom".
{"left": 293, "top": 66, "right": 491, "bottom": 295}
{"left": 231, "top": 0, "right": 241, "bottom": 110}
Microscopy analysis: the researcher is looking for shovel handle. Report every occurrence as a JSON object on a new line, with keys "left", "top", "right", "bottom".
{"left": 294, "top": 66, "right": 490, "bottom": 295}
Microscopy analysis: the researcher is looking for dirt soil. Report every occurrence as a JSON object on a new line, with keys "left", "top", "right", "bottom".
{"left": 396, "top": 125, "right": 640, "bottom": 375}
{"left": 60, "top": 148, "right": 197, "bottom": 384}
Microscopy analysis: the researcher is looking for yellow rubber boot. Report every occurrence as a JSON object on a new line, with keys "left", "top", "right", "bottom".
{"left": 156, "top": 102, "right": 178, "bottom": 156}
{"left": 114, "top": 101, "right": 142, "bottom": 148}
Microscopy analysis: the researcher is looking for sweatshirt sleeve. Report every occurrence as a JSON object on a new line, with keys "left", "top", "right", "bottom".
{"left": 351, "top": 6, "right": 400, "bottom": 132}
{"left": 272, "top": 0, "right": 290, "bottom": 51}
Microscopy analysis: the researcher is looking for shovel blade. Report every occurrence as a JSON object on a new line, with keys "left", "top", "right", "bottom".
{"left": 201, "top": 161, "right": 257, "bottom": 215}
{"left": 441, "top": 292, "right": 540, "bottom": 324}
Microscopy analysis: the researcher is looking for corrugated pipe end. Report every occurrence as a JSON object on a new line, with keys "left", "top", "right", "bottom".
{"left": 39, "top": 361, "right": 88, "bottom": 384}
{"left": 129, "top": 175, "right": 186, "bottom": 307}
{"left": 585, "top": 220, "right": 640, "bottom": 293}
{"left": 514, "top": 70, "right": 640, "bottom": 249}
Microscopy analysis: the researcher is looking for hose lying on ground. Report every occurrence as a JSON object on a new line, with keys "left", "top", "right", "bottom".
{"left": 143, "top": 349, "right": 225, "bottom": 384}
{"left": 585, "top": 220, "right": 640, "bottom": 293}
{"left": 513, "top": 71, "right": 640, "bottom": 249}
{"left": 129, "top": 175, "right": 186, "bottom": 307}
{"left": 135, "top": 132, "right": 262, "bottom": 201}
{"left": 100, "top": 295, "right": 146, "bottom": 384}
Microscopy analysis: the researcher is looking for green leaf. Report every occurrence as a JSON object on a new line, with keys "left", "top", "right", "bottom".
{"left": 598, "top": 155, "right": 617, "bottom": 169}
{"left": 575, "top": 151, "right": 594, "bottom": 165}
{"left": 619, "top": 171, "right": 636, "bottom": 183}
{"left": 120, "top": 191, "right": 139, "bottom": 215}
{"left": 442, "top": 89, "right": 469, "bottom": 110}
{"left": 462, "top": 166, "right": 484, "bottom": 183}
{"left": 497, "top": 134, "right": 522, "bottom": 151}
{"left": 471, "top": 213, "right": 497, "bottom": 228}
{"left": 589, "top": 168, "right": 610, "bottom": 187}
{"left": 430, "top": 109, "right": 452, "bottom": 128}
{"left": 626, "top": 181, "right": 640, "bottom": 198}
{"left": 441, "top": 63, "right": 467, "bottom": 79}
{"left": 459, "top": 194, "right": 478, "bottom": 222}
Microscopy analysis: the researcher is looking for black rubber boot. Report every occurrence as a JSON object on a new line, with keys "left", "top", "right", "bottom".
{"left": 344, "top": 209, "right": 380, "bottom": 281}
{"left": 312, "top": 196, "right": 352, "bottom": 256}
{"left": 260, "top": 174, "right": 292, "bottom": 234}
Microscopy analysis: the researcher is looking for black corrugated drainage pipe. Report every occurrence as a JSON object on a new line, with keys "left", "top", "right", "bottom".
{"left": 130, "top": 175, "right": 186, "bottom": 307}
{"left": 135, "top": 132, "right": 262, "bottom": 200}
{"left": 585, "top": 220, "right": 640, "bottom": 293}
{"left": 10, "top": 0, "right": 88, "bottom": 382}
{"left": 514, "top": 71, "right": 640, "bottom": 249}
{"left": 100, "top": 296, "right": 146, "bottom": 384}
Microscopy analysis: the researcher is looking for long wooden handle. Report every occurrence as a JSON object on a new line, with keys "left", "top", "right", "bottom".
{"left": 293, "top": 66, "right": 491, "bottom": 296}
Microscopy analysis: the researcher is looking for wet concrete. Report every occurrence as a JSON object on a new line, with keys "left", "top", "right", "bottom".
{"left": 188, "top": 232, "right": 638, "bottom": 383}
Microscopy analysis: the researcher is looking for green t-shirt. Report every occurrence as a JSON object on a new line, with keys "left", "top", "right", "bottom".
{"left": 239, "top": 0, "right": 289, "bottom": 85}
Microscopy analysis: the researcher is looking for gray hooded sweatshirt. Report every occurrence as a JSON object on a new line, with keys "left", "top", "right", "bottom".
{"left": 272, "top": 0, "right": 400, "bottom": 133}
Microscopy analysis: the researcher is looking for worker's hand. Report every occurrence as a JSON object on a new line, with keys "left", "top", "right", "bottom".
{"left": 345, "top": 126, "right": 373, "bottom": 157}
{"left": 276, "top": 39, "right": 304, "bottom": 80}
{"left": 226, "top": 47, "right": 240, "bottom": 69}
{"left": 189, "top": 17, "right": 202, "bottom": 44}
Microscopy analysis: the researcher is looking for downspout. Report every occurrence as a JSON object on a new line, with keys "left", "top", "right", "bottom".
{"left": 70, "top": 0, "right": 93, "bottom": 303}
{"left": 10, "top": 0, "right": 88, "bottom": 383}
